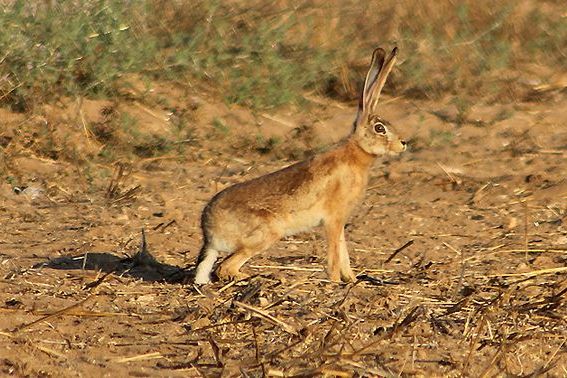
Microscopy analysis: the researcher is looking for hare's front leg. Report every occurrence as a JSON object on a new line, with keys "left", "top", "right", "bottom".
{"left": 338, "top": 227, "right": 356, "bottom": 282}
{"left": 325, "top": 221, "right": 355, "bottom": 283}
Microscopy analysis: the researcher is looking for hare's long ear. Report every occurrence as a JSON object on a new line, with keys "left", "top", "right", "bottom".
{"left": 354, "top": 48, "right": 386, "bottom": 129}
{"left": 365, "top": 47, "right": 397, "bottom": 114}
{"left": 363, "top": 48, "right": 386, "bottom": 103}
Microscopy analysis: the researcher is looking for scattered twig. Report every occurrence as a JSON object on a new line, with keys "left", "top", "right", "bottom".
{"left": 437, "top": 162, "right": 461, "bottom": 184}
{"left": 14, "top": 295, "right": 95, "bottom": 333}
{"left": 105, "top": 163, "right": 141, "bottom": 205}
{"left": 487, "top": 267, "right": 567, "bottom": 278}
{"left": 234, "top": 301, "right": 298, "bottom": 336}
{"left": 523, "top": 200, "right": 529, "bottom": 261}
{"left": 189, "top": 319, "right": 255, "bottom": 334}
{"left": 209, "top": 337, "right": 224, "bottom": 367}
{"left": 33, "top": 310, "right": 134, "bottom": 318}
{"left": 391, "top": 306, "right": 424, "bottom": 338}
{"left": 384, "top": 240, "right": 414, "bottom": 264}
{"left": 114, "top": 352, "right": 164, "bottom": 363}
{"left": 463, "top": 315, "right": 486, "bottom": 371}
{"left": 34, "top": 344, "right": 68, "bottom": 360}
{"left": 248, "top": 264, "right": 323, "bottom": 272}
{"left": 83, "top": 270, "right": 114, "bottom": 291}
{"left": 153, "top": 219, "right": 176, "bottom": 232}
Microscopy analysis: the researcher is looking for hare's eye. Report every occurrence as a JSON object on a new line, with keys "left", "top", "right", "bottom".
{"left": 373, "top": 122, "right": 386, "bottom": 134}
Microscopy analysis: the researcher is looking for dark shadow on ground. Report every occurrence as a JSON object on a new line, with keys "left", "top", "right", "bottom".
{"left": 33, "top": 231, "right": 193, "bottom": 284}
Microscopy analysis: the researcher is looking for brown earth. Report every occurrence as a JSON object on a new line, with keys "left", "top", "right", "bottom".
{"left": 0, "top": 86, "right": 566, "bottom": 377}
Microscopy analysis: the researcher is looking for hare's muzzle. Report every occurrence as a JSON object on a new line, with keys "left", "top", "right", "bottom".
{"left": 389, "top": 139, "right": 407, "bottom": 154}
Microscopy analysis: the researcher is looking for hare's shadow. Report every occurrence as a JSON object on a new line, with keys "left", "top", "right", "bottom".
{"left": 34, "top": 231, "right": 193, "bottom": 284}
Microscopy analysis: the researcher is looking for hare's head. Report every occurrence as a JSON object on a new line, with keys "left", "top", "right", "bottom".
{"left": 352, "top": 47, "right": 406, "bottom": 156}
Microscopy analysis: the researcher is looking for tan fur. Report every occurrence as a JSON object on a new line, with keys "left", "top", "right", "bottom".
{"left": 194, "top": 47, "right": 406, "bottom": 284}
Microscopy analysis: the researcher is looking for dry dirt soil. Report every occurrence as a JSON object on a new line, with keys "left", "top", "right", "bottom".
{"left": 0, "top": 87, "right": 566, "bottom": 377}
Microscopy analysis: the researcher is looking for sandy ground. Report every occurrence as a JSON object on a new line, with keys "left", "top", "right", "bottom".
{"left": 0, "top": 89, "right": 566, "bottom": 377}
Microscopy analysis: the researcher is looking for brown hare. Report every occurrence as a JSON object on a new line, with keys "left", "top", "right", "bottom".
{"left": 194, "top": 47, "right": 406, "bottom": 284}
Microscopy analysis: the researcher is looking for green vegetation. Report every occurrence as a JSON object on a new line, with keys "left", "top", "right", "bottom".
{"left": 0, "top": 0, "right": 333, "bottom": 111}
{"left": 1, "top": 0, "right": 565, "bottom": 112}
{"left": 255, "top": 135, "right": 281, "bottom": 154}
{"left": 0, "top": 1, "right": 156, "bottom": 110}
{"left": 211, "top": 118, "right": 230, "bottom": 135}
{"left": 429, "top": 130, "right": 455, "bottom": 147}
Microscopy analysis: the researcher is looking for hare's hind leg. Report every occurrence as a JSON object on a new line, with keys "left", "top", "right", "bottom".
{"left": 217, "top": 229, "right": 279, "bottom": 281}
{"left": 325, "top": 221, "right": 355, "bottom": 283}
{"left": 194, "top": 246, "right": 219, "bottom": 284}
{"left": 217, "top": 246, "right": 256, "bottom": 281}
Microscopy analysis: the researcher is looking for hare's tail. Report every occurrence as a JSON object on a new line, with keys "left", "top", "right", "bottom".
{"left": 194, "top": 206, "right": 218, "bottom": 284}
{"left": 194, "top": 243, "right": 218, "bottom": 284}
{"left": 195, "top": 201, "right": 219, "bottom": 285}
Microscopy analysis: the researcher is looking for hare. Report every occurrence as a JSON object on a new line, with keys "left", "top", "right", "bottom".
{"left": 194, "top": 47, "right": 406, "bottom": 284}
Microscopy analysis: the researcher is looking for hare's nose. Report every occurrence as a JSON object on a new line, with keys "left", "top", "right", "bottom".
{"left": 401, "top": 140, "right": 407, "bottom": 147}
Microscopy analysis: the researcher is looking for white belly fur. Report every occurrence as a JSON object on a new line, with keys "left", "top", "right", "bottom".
{"left": 281, "top": 208, "right": 325, "bottom": 237}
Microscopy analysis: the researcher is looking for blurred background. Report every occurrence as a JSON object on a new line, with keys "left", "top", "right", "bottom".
{"left": 1, "top": 0, "right": 565, "bottom": 112}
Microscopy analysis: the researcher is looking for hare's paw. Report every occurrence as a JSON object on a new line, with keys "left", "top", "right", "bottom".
{"left": 328, "top": 269, "right": 341, "bottom": 283}
{"left": 328, "top": 267, "right": 356, "bottom": 283}
{"left": 340, "top": 268, "right": 357, "bottom": 283}
{"left": 216, "top": 264, "right": 249, "bottom": 282}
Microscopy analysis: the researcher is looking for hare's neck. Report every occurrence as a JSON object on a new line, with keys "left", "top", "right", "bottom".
{"left": 344, "top": 138, "right": 376, "bottom": 171}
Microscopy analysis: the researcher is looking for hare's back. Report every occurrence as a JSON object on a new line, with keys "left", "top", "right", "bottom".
{"left": 211, "top": 158, "right": 320, "bottom": 211}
